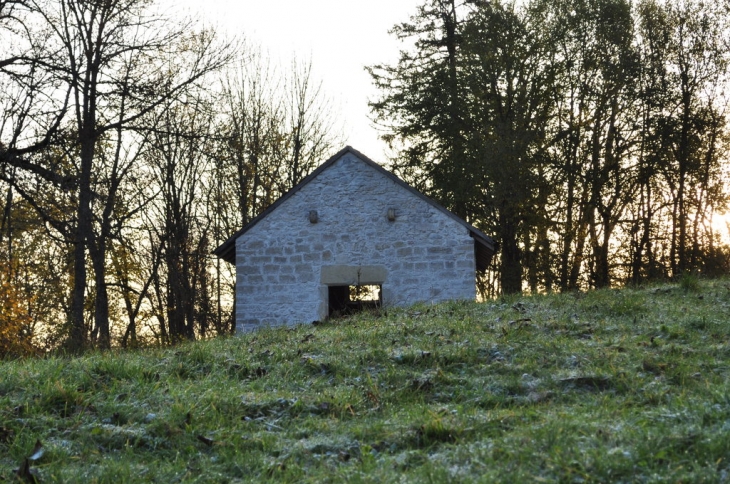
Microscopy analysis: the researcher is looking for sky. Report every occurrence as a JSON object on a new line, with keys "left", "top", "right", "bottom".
{"left": 169, "top": 0, "right": 424, "bottom": 163}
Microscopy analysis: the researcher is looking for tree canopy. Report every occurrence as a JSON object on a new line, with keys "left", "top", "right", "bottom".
{"left": 369, "top": 0, "right": 730, "bottom": 294}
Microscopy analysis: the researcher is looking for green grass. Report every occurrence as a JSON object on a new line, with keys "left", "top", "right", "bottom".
{"left": 3, "top": 278, "right": 730, "bottom": 482}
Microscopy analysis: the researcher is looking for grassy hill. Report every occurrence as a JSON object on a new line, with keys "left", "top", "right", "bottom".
{"left": 2, "top": 277, "right": 730, "bottom": 482}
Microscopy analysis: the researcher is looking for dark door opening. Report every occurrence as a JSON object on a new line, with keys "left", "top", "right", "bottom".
{"left": 328, "top": 284, "right": 382, "bottom": 318}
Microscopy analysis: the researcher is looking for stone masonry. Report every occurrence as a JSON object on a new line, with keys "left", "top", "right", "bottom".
{"left": 219, "top": 147, "right": 493, "bottom": 332}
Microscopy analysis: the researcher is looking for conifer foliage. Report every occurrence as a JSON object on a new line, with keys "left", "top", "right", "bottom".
{"left": 369, "top": 0, "right": 730, "bottom": 294}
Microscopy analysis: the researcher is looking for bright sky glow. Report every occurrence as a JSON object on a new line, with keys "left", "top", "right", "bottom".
{"left": 168, "top": 0, "right": 423, "bottom": 163}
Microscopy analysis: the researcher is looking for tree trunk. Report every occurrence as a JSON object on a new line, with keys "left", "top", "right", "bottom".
{"left": 67, "top": 125, "right": 96, "bottom": 352}
{"left": 89, "top": 238, "right": 110, "bottom": 349}
{"left": 499, "top": 208, "right": 522, "bottom": 294}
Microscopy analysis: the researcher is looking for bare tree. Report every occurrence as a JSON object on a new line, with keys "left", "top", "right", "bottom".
{"left": 2, "top": 0, "right": 233, "bottom": 350}
{"left": 143, "top": 93, "right": 218, "bottom": 342}
{"left": 281, "top": 58, "right": 341, "bottom": 190}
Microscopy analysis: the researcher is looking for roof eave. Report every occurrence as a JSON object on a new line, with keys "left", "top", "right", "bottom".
{"left": 472, "top": 232, "right": 496, "bottom": 272}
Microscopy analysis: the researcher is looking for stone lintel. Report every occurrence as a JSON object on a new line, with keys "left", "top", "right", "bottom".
{"left": 320, "top": 265, "right": 387, "bottom": 286}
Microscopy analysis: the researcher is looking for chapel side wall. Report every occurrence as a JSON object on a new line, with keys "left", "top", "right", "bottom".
{"left": 235, "top": 153, "right": 476, "bottom": 332}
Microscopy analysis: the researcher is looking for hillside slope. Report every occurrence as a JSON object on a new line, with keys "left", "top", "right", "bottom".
{"left": 2, "top": 278, "right": 730, "bottom": 482}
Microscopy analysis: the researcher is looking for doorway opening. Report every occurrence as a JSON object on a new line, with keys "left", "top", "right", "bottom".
{"left": 328, "top": 284, "right": 382, "bottom": 318}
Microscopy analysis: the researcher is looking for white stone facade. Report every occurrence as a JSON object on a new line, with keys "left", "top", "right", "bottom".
{"left": 227, "top": 149, "right": 488, "bottom": 332}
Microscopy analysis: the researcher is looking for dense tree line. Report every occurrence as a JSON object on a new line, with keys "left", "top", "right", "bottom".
{"left": 0, "top": 0, "right": 340, "bottom": 354}
{"left": 2, "top": 0, "right": 729, "bottom": 355}
{"left": 369, "top": 0, "right": 730, "bottom": 295}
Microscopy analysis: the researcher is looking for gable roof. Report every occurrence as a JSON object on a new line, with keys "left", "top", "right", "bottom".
{"left": 213, "top": 146, "right": 496, "bottom": 271}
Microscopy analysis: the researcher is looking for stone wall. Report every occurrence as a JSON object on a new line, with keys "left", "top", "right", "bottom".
{"left": 235, "top": 152, "right": 476, "bottom": 332}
